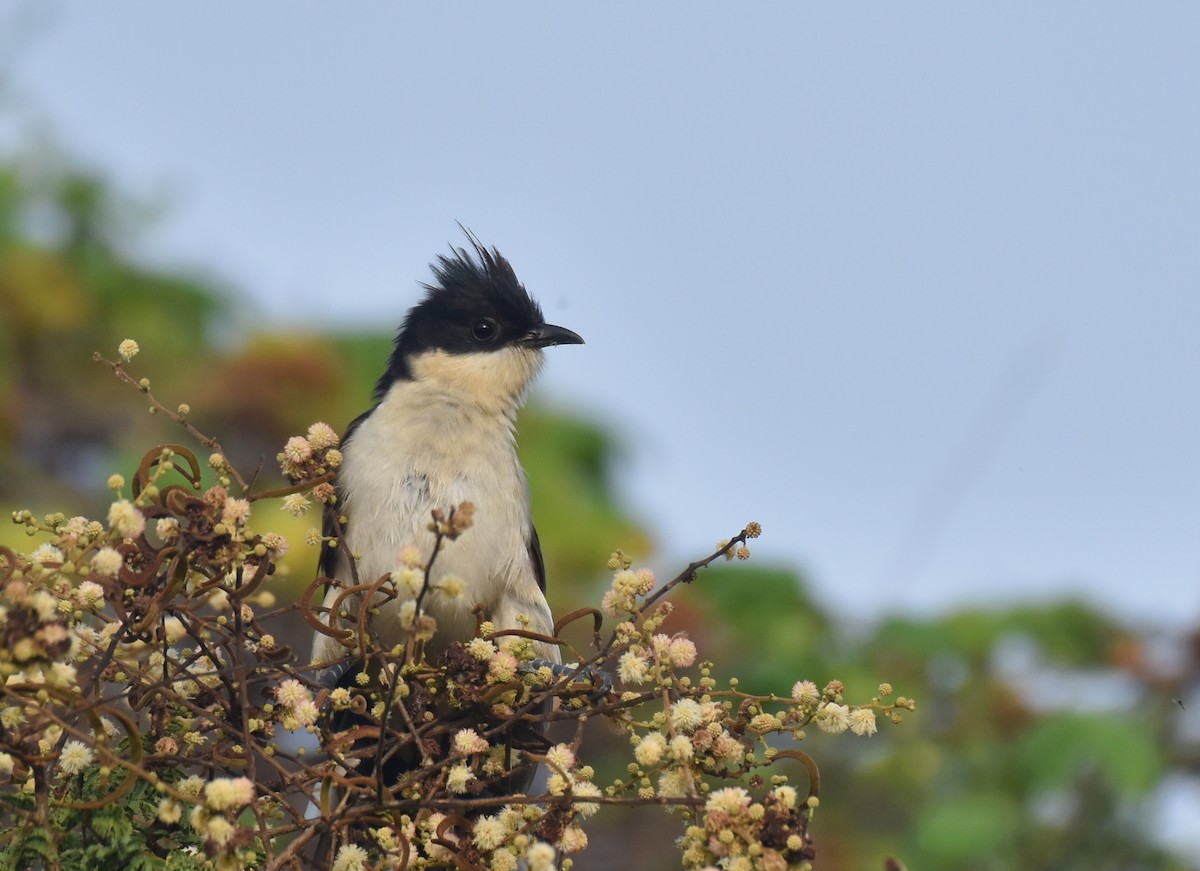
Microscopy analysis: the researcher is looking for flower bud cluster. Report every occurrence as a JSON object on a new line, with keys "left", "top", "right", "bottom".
{"left": 601, "top": 566, "right": 657, "bottom": 616}
{"left": 273, "top": 678, "right": 320, "bottom": 732}
{"left": 278, "top": 421, "right": 343, "bottom": 482}
{"left": 183, "top": 776, "right": 258, "bottom": 869}
{"left": 676, "top": 785, "right": 815, "bottom": 870}
{"left": 429, "top": 501, "right": 475, "bottom": 540}
{"left": 0, "top": 577, "right": 77, "bottom": 684}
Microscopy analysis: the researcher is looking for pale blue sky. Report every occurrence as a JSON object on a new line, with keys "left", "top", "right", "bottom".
{"left": 5, "top": 2, "right": 1199, "bottom": 628}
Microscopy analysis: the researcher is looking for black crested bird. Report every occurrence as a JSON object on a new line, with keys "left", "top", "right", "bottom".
{"left": 311, "top": 233, "right": 583, "bottom": 777}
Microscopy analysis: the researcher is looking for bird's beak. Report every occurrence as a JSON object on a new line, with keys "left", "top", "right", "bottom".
{"left": 523, "top": 323, "right": 585, "bottom": 348}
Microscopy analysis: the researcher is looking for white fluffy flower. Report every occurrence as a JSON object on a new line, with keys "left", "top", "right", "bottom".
{"left": 815, "top": 702, "right": 850, "bottom": 735}
{"left": 332, "top": 844, "right": 369, "bottom": 871}
{"left": 453, "top": 729, "right": 489, "bottom": 755}
{"left": 668, "top": 734, "right": 694, "bottom": 761}
{"left": 634, "top": 732, "right": 667, "bottom": 768}
{"left": 30, "top": 544, "right": 64, "bottom": 566}
{"left": 204, "top": 776, "right": 255, "bottom": 810}
{"left": 446, "top": 763, "right": 473, "bottom": 794}
{"left": 90, "top": 548, "right": 123, "bottom": 578}
{"left": 669, "top": 698, "right": 703, "bottom": 732}
{"left": 472, "top": 814, "right": 508, "bottom": 851}
{"left": 617, "top": 650, "right": 650, "bottom": 685}
{"left": 545, "top": 743, "right": 576, "bottom": 772}
{"left": 526, "top": 841, "right": 557, "bottom": 871}
{"left": 306, "top": 422, "right": 339, "bottom": 450}
{"left": 107, "top": 500, "right": 145, "bottom": 539}
{"left": 791, "top": 680, "right": 820, "bottom": 705}
{"left": 849, "top": 708, "right": 878, "bottom": 736}
{"left": 58, "top": 740, "right": 94, "bottom": 776}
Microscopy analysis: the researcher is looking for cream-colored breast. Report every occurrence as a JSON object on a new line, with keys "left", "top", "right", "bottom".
{"left": 313, "top": 362, "right": 557, "bottom": 665}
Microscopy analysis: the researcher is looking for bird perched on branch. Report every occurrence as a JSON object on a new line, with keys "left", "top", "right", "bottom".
{"left": 310, "top": 231, "right": 583, "bottom": 685}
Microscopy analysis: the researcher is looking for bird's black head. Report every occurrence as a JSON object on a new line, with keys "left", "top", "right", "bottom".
{"left": 376, "top": 233, "right": 583, "bottom": 405}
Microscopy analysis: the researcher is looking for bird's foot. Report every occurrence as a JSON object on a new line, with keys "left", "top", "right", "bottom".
{"left": 521, "top": 659, "right": 613, "bottom": 699}
{"left": 317, "top": 660, "right": 356, "bottom": 691}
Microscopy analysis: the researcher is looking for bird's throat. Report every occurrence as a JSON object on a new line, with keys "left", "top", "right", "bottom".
{"left": 407, "top": 346, "right": 544, "bottom": 416}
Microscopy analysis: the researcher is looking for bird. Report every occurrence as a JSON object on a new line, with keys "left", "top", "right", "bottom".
{"left": 310, "top": 231, "right": 583, "bottom": 686}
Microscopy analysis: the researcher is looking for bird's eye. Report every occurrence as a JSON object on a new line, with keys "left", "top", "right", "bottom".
{"left": 471, "top": 317, "right": 499, "bottom": 342}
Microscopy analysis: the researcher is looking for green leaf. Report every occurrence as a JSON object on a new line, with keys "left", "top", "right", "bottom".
{"left": 88, "top": 805, "right": 135, "bottom": 841}
{"left": 0, "top": 827, "right": 56, "bottom": 871}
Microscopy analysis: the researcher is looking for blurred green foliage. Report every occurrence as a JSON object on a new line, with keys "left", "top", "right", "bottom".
{"left": 1, "top": 140, "right": 1196, "bottom": 871}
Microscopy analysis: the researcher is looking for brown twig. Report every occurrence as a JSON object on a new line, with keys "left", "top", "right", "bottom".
{"left": 94, "top": 353, "right": 250, "bottom": 492}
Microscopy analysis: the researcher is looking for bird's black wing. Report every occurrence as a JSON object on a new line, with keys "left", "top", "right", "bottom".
{"left": 318, "top": 499, "right": 340, "bottom": 581}
{"left": 528, "top": 524, "right": 547, "bottom": 594}
{"left": 318, "top": 408, "right": 373, "bottom": 582}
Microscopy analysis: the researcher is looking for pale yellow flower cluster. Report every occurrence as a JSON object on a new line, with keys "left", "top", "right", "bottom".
{"left": 107, "top": 499, "right": 145, "bottom": 539}
{"left": 277, "top": 421, "right": 343, "bottom": 481}
{"left": 676, "top": 784, "right": 814, "bottom": 869}
{"left": 465, "top": 803, "right": 582, "bottom": 869}
{"left": 182, "top": 776, "right": 258, "bottom": 871}
{"left": 58, "top": 740, "right": 94, "bottom": 776}
{"left": 600, "top": 566, "right": 657, "bottom": 616}
{"left": 273, "top": 678, "right": 320, "bottom": 731}
{"left": 203, "top": 776, "right": 256, "bottom": 811}
{"left": 332, "top": 844, "right": 369, "bottom": 871}
{"left": 117, "top": 338, "right": 140, "bottom": 361}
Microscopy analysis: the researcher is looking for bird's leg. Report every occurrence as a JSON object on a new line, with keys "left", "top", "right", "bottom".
{"left": 317, "top": 659, "right": 356, "bottom": 691}
{"left": 520, "top": 659, "right": 613, "bottom": 698}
